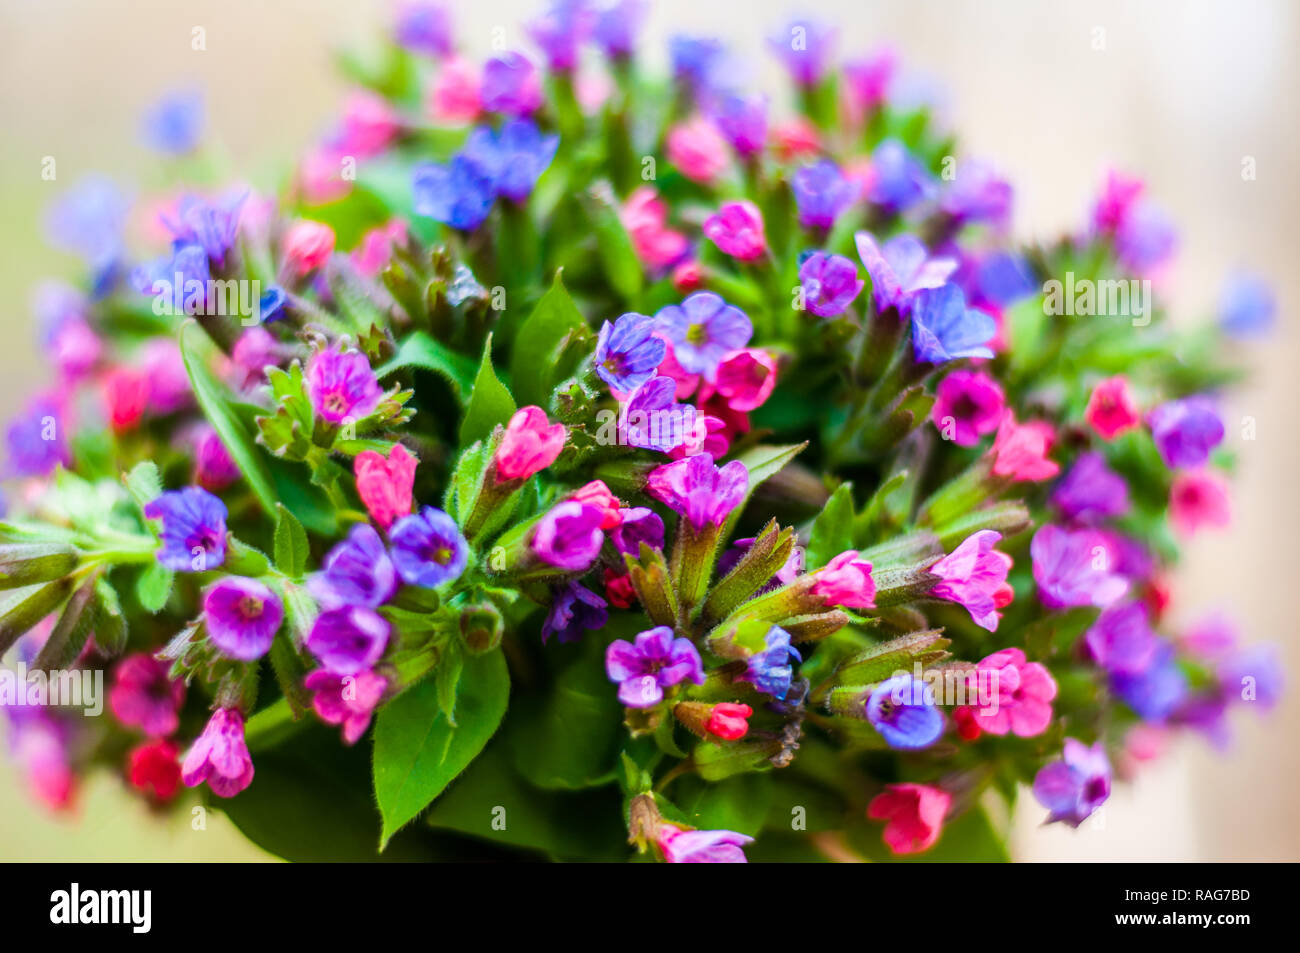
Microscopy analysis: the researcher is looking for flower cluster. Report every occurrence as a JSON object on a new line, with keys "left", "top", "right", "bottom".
{"left": 0, "top": 1, "right": 1278, "bottom": 864}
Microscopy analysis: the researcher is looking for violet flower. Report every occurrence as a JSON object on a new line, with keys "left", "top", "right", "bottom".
{"left": 767, "top": 17, "right": 834, "bottom": 87}
{"left": 711, "top": 93, "right": 768, "bottom": 158}
{"left": 1030, "top": 525, "right": 1129, "bottom": 609}
{"left": 611, "top": 507, "right": 665, "bottom": 555}
{"left": 542, "top": 581, "right": 608, "bottom": 644}
{"left": 1218, "top": 645, "right": 1283, "bottom": 711}
{"left": 593, "top": 0, "right": 646, "bottom": 61}
{"left": 1051, "top": 451, "right": 1131, "bottom": 524}
{"left": 307, "top": 524, "right": 399, "bottom": 610}
{"left": 1085, "top": 601, "right": 1157, "bottom": 676}
{"left": 910, "top": 284, "right": 996, "bottom": 363}
{"left": 855, "top": 231, "right": 956, "bottom": 317}
{"left": 929, "top": 530, "right": 1014, "bottom": 631}
{"left": 306, "top": 606, "right": 392, "bottom": 675}
{"left": 44, "top": 175, "right": 128, "bottom": 276}
{"left": 480, "top": 52, "right": 543, "bottom": 116}
{"left": 142, "top": 89, "right": 204, "bottom": 155}
{"left": 658, "top": 825, "right": 752, "bottom": 863}
{"left": 528, "top": 0, "right": 595, "bottom": 72}
{"left": 203, "top": 576, "right": 284, "bottom": 661}
{"left": 792, "top": 159, "right": 858, "bottom": 230}
{"left": 305, "top": 348, "right": 384, "bottom": 424}
{"left": 620, "top": 376, "right": 695, "bottom": 452}
{"left": 389, "top": 506, "right": 469, "bottom": 587}
{"left": 163, "top": 192, "right": 247, "bottom": 269}
{"left": 532, "top": 501, "right": 605, "bottom": 570}
{"left": 867, "top": 139, "right": 934, "bottom": 214}
{"left": 1111, "top": 645, "right": 1188, "bottom": 722}
{"left": 739, "top": 625, "right": 801, "bottom": 700}
{"left": 669, "top": 35, "right": 725, "bottom": 93}
{"left": 394, "top": 2, "right": 454, "bottom": 58}
{"left": 866, "top": 675, "right": 944, "bottom": 749}
{"left": 654, "top": 292, "right": 752, "bottom": 377}
{"left": 605, "top": 625, "right": 705, "bottom": 707}
{"left": 5, "top": 395, "right": 70, "bottom": 478}
{"left": 461, "top": 119, "right": 559, "bottom": 202}
{"left": 144, "top": 487, "right": 228, "bottom": 572}
{"left": 594, "top": 312, "right": 667, "bottom": 392}
{"left": 1147, "top": 396, "right": 1224, "bottom": 469}
{"left": 798, "top": 251, "right": 864, "bottom": 317}
{"left": 1218, "top": 272, "right": 1275, "bottom": 339}
{"left": 181, "top": 708, "right": 253, "bottom": 798}
{"left": 939, "top": 158, "right": 1013, "bottom": 231}
{"left": 1032, "top": 738, "right": 1110, "bottom": 828}
{"left": 646, "top": 453, "right": 748, "bottom": 531}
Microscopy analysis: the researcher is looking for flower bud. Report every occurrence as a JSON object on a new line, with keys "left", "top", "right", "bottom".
{"left": 459, "top": 602, "right": 504, "bottom": 654}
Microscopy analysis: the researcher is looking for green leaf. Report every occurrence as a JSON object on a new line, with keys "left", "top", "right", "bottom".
{"left": 93, "top": 577, "right": 128, "bottom": 656}
{"left": 0, "top": 579, "right": 74, "bottom": 656}
{"left": 722, "top": 442, "right": 807, "bottom": 535}
{"left": 273, "top": 504, "right": 310, "bottom": 579}
{"left": 268, "top": 630, "right": 312, "bottom": 719}
{"left": 806, "top": 483, "right": 855, "bottom": 570}
{"left": 137, "top": 562, "right": 175, "bottom": 614}
{"left": 33, "top": 574, "right": 100, "bottom": 670}
{"left": 122, "top": 461, "right": 163, "bottom": 513}
{"left": 376, "top": 331, "right": 478, "bottom": 405}
{"left": 582, "top": 182, "right": 643, "bottom": 301}
{"left": 0, "top": 542, "right": 79, "bottom": 591}
{"left": 679, "top": 773, "right": 774, "bottom": 836}
{"left": 373, "top": 650, "right": 510, "bottom": 849}
{"left": 459, "top": 333, "right": 516, "bottom": 446}
{"left": 509, "top": 272, "right": 591, "bottom": 408}
{"left": 180, "top": 321, "right": 278, "bottom": 515}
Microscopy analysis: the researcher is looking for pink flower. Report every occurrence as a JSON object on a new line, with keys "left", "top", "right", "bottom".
{"left": 971, "top": 647, "right": 1057, "bottom": 737}
{"left": 621, "top": 186, "right": 689, "bottom": 271}
{"left": 990, "top": 411, "right": 1059, "bottom": 481}
{"left": 810, "top": 550, "right": 876, "bottom": 609}
{"left": 666, "top": 115, "right": 729, "bottom": 183}
{"left": 429, "top": 56, "right": 482, "bottom": 123}
{"left": 1084, "top": 376, "right": 1140, "bottom": 440}
{"left": 181, "top": 707, "right": 254, "bottom": 798}
{"left": 867, "top": 783, "right": 951, "bottom": 855}
{"left": 49, "top": 317, "right": 103, "bottom": 381}
{"left": 1091, "top": 169, "right": 1145, "bottom": 234}
{"left": 1169, "top": 470, "right": 1231, "bottom": 536}
{"left": 304, "top": 669, "right": 388, "bottom": 745}
{"left": 568, "top": 479, "right": 621, "bottom": 529}
{"left": 657, "top": 824, "right": 753, "bottom": 863}
{"left": 298, "top": 147, "right": 352, "bottom": 204}
{"left": 928, "top": 530, "right": 1014, "bottom": 631}
{"left": 668, "top": 413, "right": 729, "bottom": 460}
{"left": 230, "top": 327, "right": 286, "bottom": 389}
{"left": 672, "top": 259, "right": 704, "bottom": 291}
{"left": 495, "top": 405, "right": 566, "bottom": 480}
{"left": 109, "top": 654, "right": 186, "bottom": 737}
{"left": 713, "top": 348, "right": 777, "bottom": 412}
{"left": 655, "top": 338, "right": 701, "bottom": 399}
{"left": 706, "top": 702, "right": 752, "bottom": 741}
{"left": 354, "top": 443, "right": 418, "bottom": 529}
{"left": 352, "top": 220, "right": 408, "bottom": 277}
{"left": 336, "top": 90, "right": 402, "bottom": 157}
{"left": 282, "top": 220, "right": 335, "bottom": 277}
{"left": 931, "top": 369, "right": 1004, "bottom": 447}
{"left": 194, "top": 424, "right": 240, "bottom": 490}
{"left": 703, "top": 201, "right": 766, "bottom": 261}
{"left": 141, "top": 339, "right": 192, "bottom": 413}
{"left": 771, "top": 116, "right": 821, "bottom": 161}
{"left": 102, "top": 366, "right": 149, "bottom": 432}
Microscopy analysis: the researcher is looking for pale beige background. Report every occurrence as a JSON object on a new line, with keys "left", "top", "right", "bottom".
{"left": 0, "top": 0, "right": 1295, "bottom": 861}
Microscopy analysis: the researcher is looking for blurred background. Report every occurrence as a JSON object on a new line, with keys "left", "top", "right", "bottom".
{"left": 1, "top": 0, "right": 1296, "bottom": 861}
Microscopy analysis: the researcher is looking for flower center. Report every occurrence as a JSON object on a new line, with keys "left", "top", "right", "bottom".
{"left": 238, "top": 595, "right": 264, "bottom": 620}
{"left": 324, "top": 391, "right": 349, "bottom": 415}
{"left": 685, "top": 323, "right": 708, "bottom": 345}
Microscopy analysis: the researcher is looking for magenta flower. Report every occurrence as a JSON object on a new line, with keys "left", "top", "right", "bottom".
{"left": 1169, "top": 470, "right": 1231, "bottom": 537}
{"left": 306, "top": 606, "right": 391, "bottom": 675}
{"left": 929, "top": 530, "right": 1014, "bottom": 631}
{"left": 702, "top": 201, "right": 767, "bottom": 262}
{"left": 930, "top": 369, "right": 1004, "bottom": 447}
{"left": 713, "top": 348, "right": 777, "bottom": 412}
{"left": 1030, "top": 525, "right": 1129, "bottom": 609}
{"left": 810, "top": 550, "right": 876, "bottom": 609}
{"left": 646, "top": 453, "right": 748, "bottom": 531}
{"left": 307, "top": 523, "right": 398, "bottom": 610}
{"left": 605, "top": 625, "right": 705, "bottom": 707}
{"left": 854, "top": 231, "right": 956, "bottom": 317}
{"left": 532, "top": 501, "right": 605, "bottom": 570}
{"left": 655, "top": 292, "right": 752, "bottom": 377}
{"left": 182, "top": 708, "right": 254, "bottom": 798}
{"left": 971, "top": 647, "right": 1057, "bottom": 737}
{"left": 1051, "top": 452, "right": 1130, "bottom": 524}
{"left": 1147, "top": 396, "right": 1224, "bottom": 469}
{"left": 1085, "top": 601, "right": 1157, "bottom": 675}
{"left": 193, "top": 425, "right": 240, "bottom": 491}
{"left": 203, "top": 577, "right": 284, "bottom": 661}
{"left": 144, "top": 487, "right": 228, "bottom": 572}
{"left": 1084, "top": 375, "right": 1141, "bottom": 440}
{"left": 495, "top": 406, "right": 567, "bottom": 481}
{"left": 108, "top": 654, "right": 185, "bottom": 737}
{"left": 798, "top": 252, "right": 864, "bottom": 317}
{"left": 389, "top": 507, "right": 469, "bottom": 587}
{"left": 306, "top": 348, "right": 383, "bottom": 424}
{"left": 304, "top": 669, "right": 388, "bottom": 745}
{"left": 867, "top": 783, "right": 950, "bottom": 855}
{"left": 1032, "top": 738, "right": 1110, "bottom": 828}
{"left": 658, "top": 825, "right": 752, "bottom": 863}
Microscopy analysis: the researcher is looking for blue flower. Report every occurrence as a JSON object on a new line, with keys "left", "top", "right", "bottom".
{"left": 542, "top": 581, "right": 608, "bottom": 644}
{"left": 413, "top": 155, "right": 496, "bottom": 230}
{"left": 740, "top": 625, "right": 802, "bottom": 700}
{"left": 142, "top": 89, "right": 204, "bottom": 155}
{"left": 910, "top": 284, "right": 996, "bottom": 363}
{"left": 461, "top": 120, "right": 560, "bottom": 203}
{"left": 594, "top": 311, "right": 666, "bottom": 392}
{"left": 130, "top": 242, "right": 211, "bottom": 313}
{"left": 867, "top": 139, "right": 934, "bottom": 214}
{"left": 44, "top": 175, "right": 128, "bottom": 280}
{"left": 669, "top": 36, "right": 726, "bottom": 91}
{"left": 259, "top": 286, "right": 287, "bottom": 323}
{"left": 163, "top": 192, "right": 247, "bottom": 268}
{"left": 1110, "top": 646, "right": 1188, "bottom": 722}
{"left": 792, "top": 159, "right": 857, "bottom": 230}
{"left": 143, "top": 487, "right": 228, "bottom": 572}
{"left": 866, "top": 674, "right": 943, "bottom": 749}
{"left": 389, "top": 506, "right": 469, "bottom": 588}
{"left": 1218, "top": 272, "right": 1275, "bottom": 339}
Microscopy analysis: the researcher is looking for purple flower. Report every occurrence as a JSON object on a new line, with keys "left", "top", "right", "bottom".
{"left": 1051, "top": 452, "right": 1130, "bottom": 524}
{"left": 611, "top": 507, "right": 665, "bottom": 555}
{"left": 1218, "top": 272, "right": 1275, "bottom": 339}
{"left": 306, "top": 606, "right": 391, "bottom": 675}
{"left": 1115, "top": 201, "right": 1177, "bottom": 274}
{"left": 791, "top": 159, "right": 857, "bottom": 230}
{"left": 866, "top": 674, "right": 944, "bottom": 749}
{"left": 542, "top": 581, "right": 608, "bottom": 644}
{"left": 394, "top": 2, "right": 453, "bottom": 57}
{"left": 131, "top": 242, "right": 211, "bottom": 312}
{"left": 767, "top": 18, "right": 834, "bottom": 87}
{"left": 669, "top": 36, "right": 725, "bottom": 92}
{"left": 528, "top": 0, "right": 595, "bottom": 71}
{"left": 305, "top": 348, "right": 384, "bottom": 424}
{"left": 659, "top": 826, "right": 752, "bottom": 863}
{"left": 739, "top": 625, "right": 801, "bottom": 700}
{"left": 1147, "top": 396, "right": 1224, "bottom": 469}
{"left": 413, "top": 154, "right": 497, "bottom": 230}
{"left": 1031, "top": 738, "right": 1110, "bottom": 827}
{"left": 867, "top": 139, "right": 934, "bottom": 214}
{"left": 307, "top": 524, "right": 398, "bottom": 609}
{"left": 711, "top": 93, "right": 768, "bottom": 158}
{"left": 1030, "top": 525, "right": 1129, "bottom": 609}
{"left": 798, "top": 251, "right": 864, "bottom": 317}
{"left": 594, "top": 312, "right": 667, "bottom": 392}
{"left": 855, "top": 231, "right": 956, "bottom": 317}
{"left": 532, "top": 501, "right": 604, "bottom": 571}
{"left": 928, "top": 530, "right": 1013, "bottom": 632}
{"left": 939, "top": 158, "right": 1013, "bottom": 230}
{"left": 162, "top": 192, "right": 247, "bottom": 268}
{"left": 44, "top": 175, "right": 128, "bottom": 273}
{"left": 605, "top": 625, "right": 705, "bottom": 707}
{"left": 481, "top": 52, "right": 543, "bottom": 116}
{"left": 910, "top": 284, "right": 996, "bottom": 363}
{"left": 194, "top": 425, "right": 240, "bottom": 490}
{"left": 1085, "top": 601, "right": 1157, "bottom": 675}
{"left": 182, "top": 708, "right": 253, "bottom": 798}
{"left": 142, "top": 89, "right": 204, "bottom": 155}
{"left": 1111, "top": 645, "right": 1187, "bottom": 722}
{"left": 646, "top": 453, "right": 748, "bottom": 531}
{"left": 1218, "top": 645, "right": 1283, "bottom": 710}
{"left": 203, "top": 577, "right": 284, "bottom": 661}
{"left": 5, "top": 395, "right": 70, "bottom": 478}
{"left": 144, "top": 487, "right": 228, "bottom": 572}
{"left": 461, "top": 120, "right": 560, "bottom": 203}
{"left": 593, "top": 0, "right": 645, "bottom": 60}
{"left": 389, "top": 506, "right": 469, "bottom": 587}
{"left": 620, "top": 376, "right": 695, "bottom": 453}
{"left": 655, "top": 292, "right": 752, "bottom": 377}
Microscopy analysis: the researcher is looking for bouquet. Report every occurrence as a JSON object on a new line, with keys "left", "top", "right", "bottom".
{"left": 0, "top": 1, "right": 1281, "bottom": 863}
